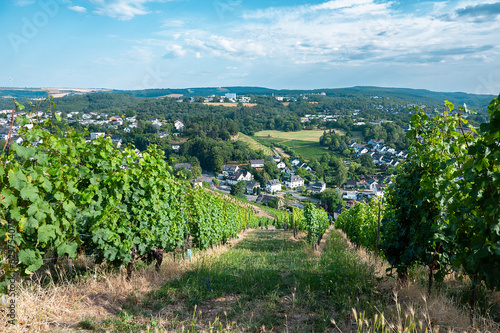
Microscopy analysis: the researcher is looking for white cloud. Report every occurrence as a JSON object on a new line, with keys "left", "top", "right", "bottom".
{"left": 68, "top": 5, "right": 87, "bottom": 13}
{"left": 163, "top": 44, "right": 186, "bottom": 58}
{"left": 200, "top": 0, "right": 497, "bottom": 66}
{"left": 89, "top": 0, "right": 165, "bottom": 20}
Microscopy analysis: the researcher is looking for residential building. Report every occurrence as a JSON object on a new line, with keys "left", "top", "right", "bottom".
{"left": 227, "top": 170, "right": 253, "bottom": 185}
{"left": 90, "top": 132, "right": 105, "bottom": 140}
{"left": 285, "top": 175, "right": 304, "bottom": 189}
{"left": 192, "top": 178, "right": 203, "bottom": 188}
{"left": 245, "top": 181, "right": 260, "bottom": 194}
{"left": 344, "top": 179, "right": 357, "bottom": 189}
{"left": 174, "top": 119, "right": 184, "bottom": 131}
{"left": 222, "top": 165, "right": 239, "bottom": 176}
{"left": 311, "top": 181, "right": 326, "bottom": 193}
{"left": 277, "top": 161, "right": 286, "bottom": 169}
{"left": 249, "top": 159, "right": 265, "bottom": 168}
{"left": 266, "top": 179, "right": 281, "bottom": 193}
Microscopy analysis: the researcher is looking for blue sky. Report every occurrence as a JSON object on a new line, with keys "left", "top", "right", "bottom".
{"left": 1, "top": 0, "right": 499, "bottom": 94}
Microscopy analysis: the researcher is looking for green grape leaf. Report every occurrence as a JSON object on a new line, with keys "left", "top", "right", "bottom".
{"left": 37, "top": 224, "right": 58, "bottom": 244}
{"left": 57, "top": 242, "right": 78, "bottom": 258}
{"left": 20, "top": 184, "right": 39, "bottom": 202}
{"left": 18, "top": 249, "right": 43, "bottom": 274}
{"left": 12, "top": 143, "right": 36, "bottom": 159}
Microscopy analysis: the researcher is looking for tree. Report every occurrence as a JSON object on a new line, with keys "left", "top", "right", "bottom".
{"left": 334, "top": 161, "right": 348, "bottom": 187}
{"left": 318, "top": 189, "right": 342, "bottom": 215}
{"left": 360, "top": 153, "right": 373, "bottom": 168}
{"left": 264, "top": 160, "right": 280, "bottom": 180}
{"left": 230, "top": 180, "right": 245, "bottom": 197}
{"left": 212, "top": 178, "right": 219, "bottom": 186}
{"left": 268, "top": 197, "right": 279, "bottom": 209}
{"left": 191, "top": 165, "right": 202, "bottom": 178}
{"left": 212, "top": 154, "right": 224, "bottom": 171}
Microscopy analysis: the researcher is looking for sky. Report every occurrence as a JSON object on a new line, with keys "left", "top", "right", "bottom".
{"left": 1, "top": 0, "right": 499, "bottom": 94}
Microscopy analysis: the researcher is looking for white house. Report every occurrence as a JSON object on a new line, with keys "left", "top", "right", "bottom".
{"left": 222, "top": 165, "right": 239, "bottom": 176}
{"left": 291, "top": 158, "right": 300, "bottom": 167}
{"left": 227, "top": 170, "right": 253, "bottom": 185}
{"left": 174, "top": 119, "right": 184, "bottom": 131}
{"left": 245, "top": 181, "right": 260, "bottom": 194}
{"left": 285, "top": 175, "right": 304, "bottom": 189}
{"left": 192, "top": 178, "right": 203, "bottom": 188}
{"left": 249, "top": 159, "right": 265, "bottom": 168}
{"left": 277, "top": 161, "right": 286, "bottom": 169}
{"left": 266, "top": 179, "right": 281, "bottom": 193}
{"left": 311, "top": 181, "right": 326, "bottom": 193}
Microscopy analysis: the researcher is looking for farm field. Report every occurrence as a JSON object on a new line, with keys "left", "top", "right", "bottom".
{"left": 254, "top": 129, "right": 325, "bottom": 142}
{"left": 237, "top": 132, "right": 273, "bottom": 155}
{"left": 280, "top": 141, "right": 330, "bottom": 160}
{"left": 252, "top": 134, "right": 328, "bottom": 160}
{"left": 254, "top": 129, "right": 347, "bottom": 142}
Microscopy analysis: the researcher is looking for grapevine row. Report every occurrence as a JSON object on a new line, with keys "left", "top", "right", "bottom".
{"left": 0, "top": 100, "right": 266, "bottom": 290}
{"left": 335, "top": 94, "right": 500, "bottom": 314}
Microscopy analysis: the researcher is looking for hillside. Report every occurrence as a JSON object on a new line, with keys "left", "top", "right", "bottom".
{"left": 1, "top": 86, "right": 495, "bottom": 111}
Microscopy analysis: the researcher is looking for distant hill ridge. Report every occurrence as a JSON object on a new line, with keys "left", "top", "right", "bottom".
{"left": 1, "top": 86, "right": 495, "bottom": 110}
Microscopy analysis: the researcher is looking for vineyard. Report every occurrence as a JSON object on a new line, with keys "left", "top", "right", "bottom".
{"left": 0, "top": 98, "right": 331, "bottom": 294}
{"left": 335, "top": 94, "right": 500, "bottom": 319}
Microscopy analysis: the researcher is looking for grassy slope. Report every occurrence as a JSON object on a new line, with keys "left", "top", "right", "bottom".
{"left": 237, "top": 132, "right": 274, "bottom": 155}
{"left": 252, "top": 129, "right": 348, "bottom": 160}
{"left": 254, "top": 129, "right": 325, "bottom": 142}
{"left": 87, "top": 229, "right": 386, "bottom": 332}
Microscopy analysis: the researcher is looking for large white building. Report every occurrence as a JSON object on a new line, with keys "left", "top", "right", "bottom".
{"left": 285, "top": 175, "right": 304, "bottom": 189}
{"left": 266, "top": 179, "right": 281, "bottom": 193}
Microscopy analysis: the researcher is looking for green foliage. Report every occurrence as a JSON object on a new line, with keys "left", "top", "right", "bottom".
{"left": 379, "top": 156, "right": 443, "bottom": 280}
{"left": 335, "top": 198, "right": 383, "bottom": 251}
{"left": 317, "top": 189, "right": 342, "bottom": 215}
{"left": 303, "top": 203, "right": 330, "bottom": 247}
{"left": 230, "top": 181, "right": 245, "bottom": 197}
{"left": 341, "top": 94, "right": 500, "bottom": 299}
{"left": 0, "top": 98, "right": 262, "bottom": 293}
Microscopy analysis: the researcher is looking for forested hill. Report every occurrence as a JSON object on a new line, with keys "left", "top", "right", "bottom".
{"left": 0, "top": 86, "right": 495, "bottom": 111}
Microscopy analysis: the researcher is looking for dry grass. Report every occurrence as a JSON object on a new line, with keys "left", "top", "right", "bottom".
{"left": 4, "top": 228, "right": 500, "bottom": 332}
{"left": 336, "top": 229, "right": 500, "bottom": 333}
{"left": 0, "top": 230, "right": 253, "bottom": 332}
{"left": 0, "top": 260, "right": 184, "bottom": 332}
